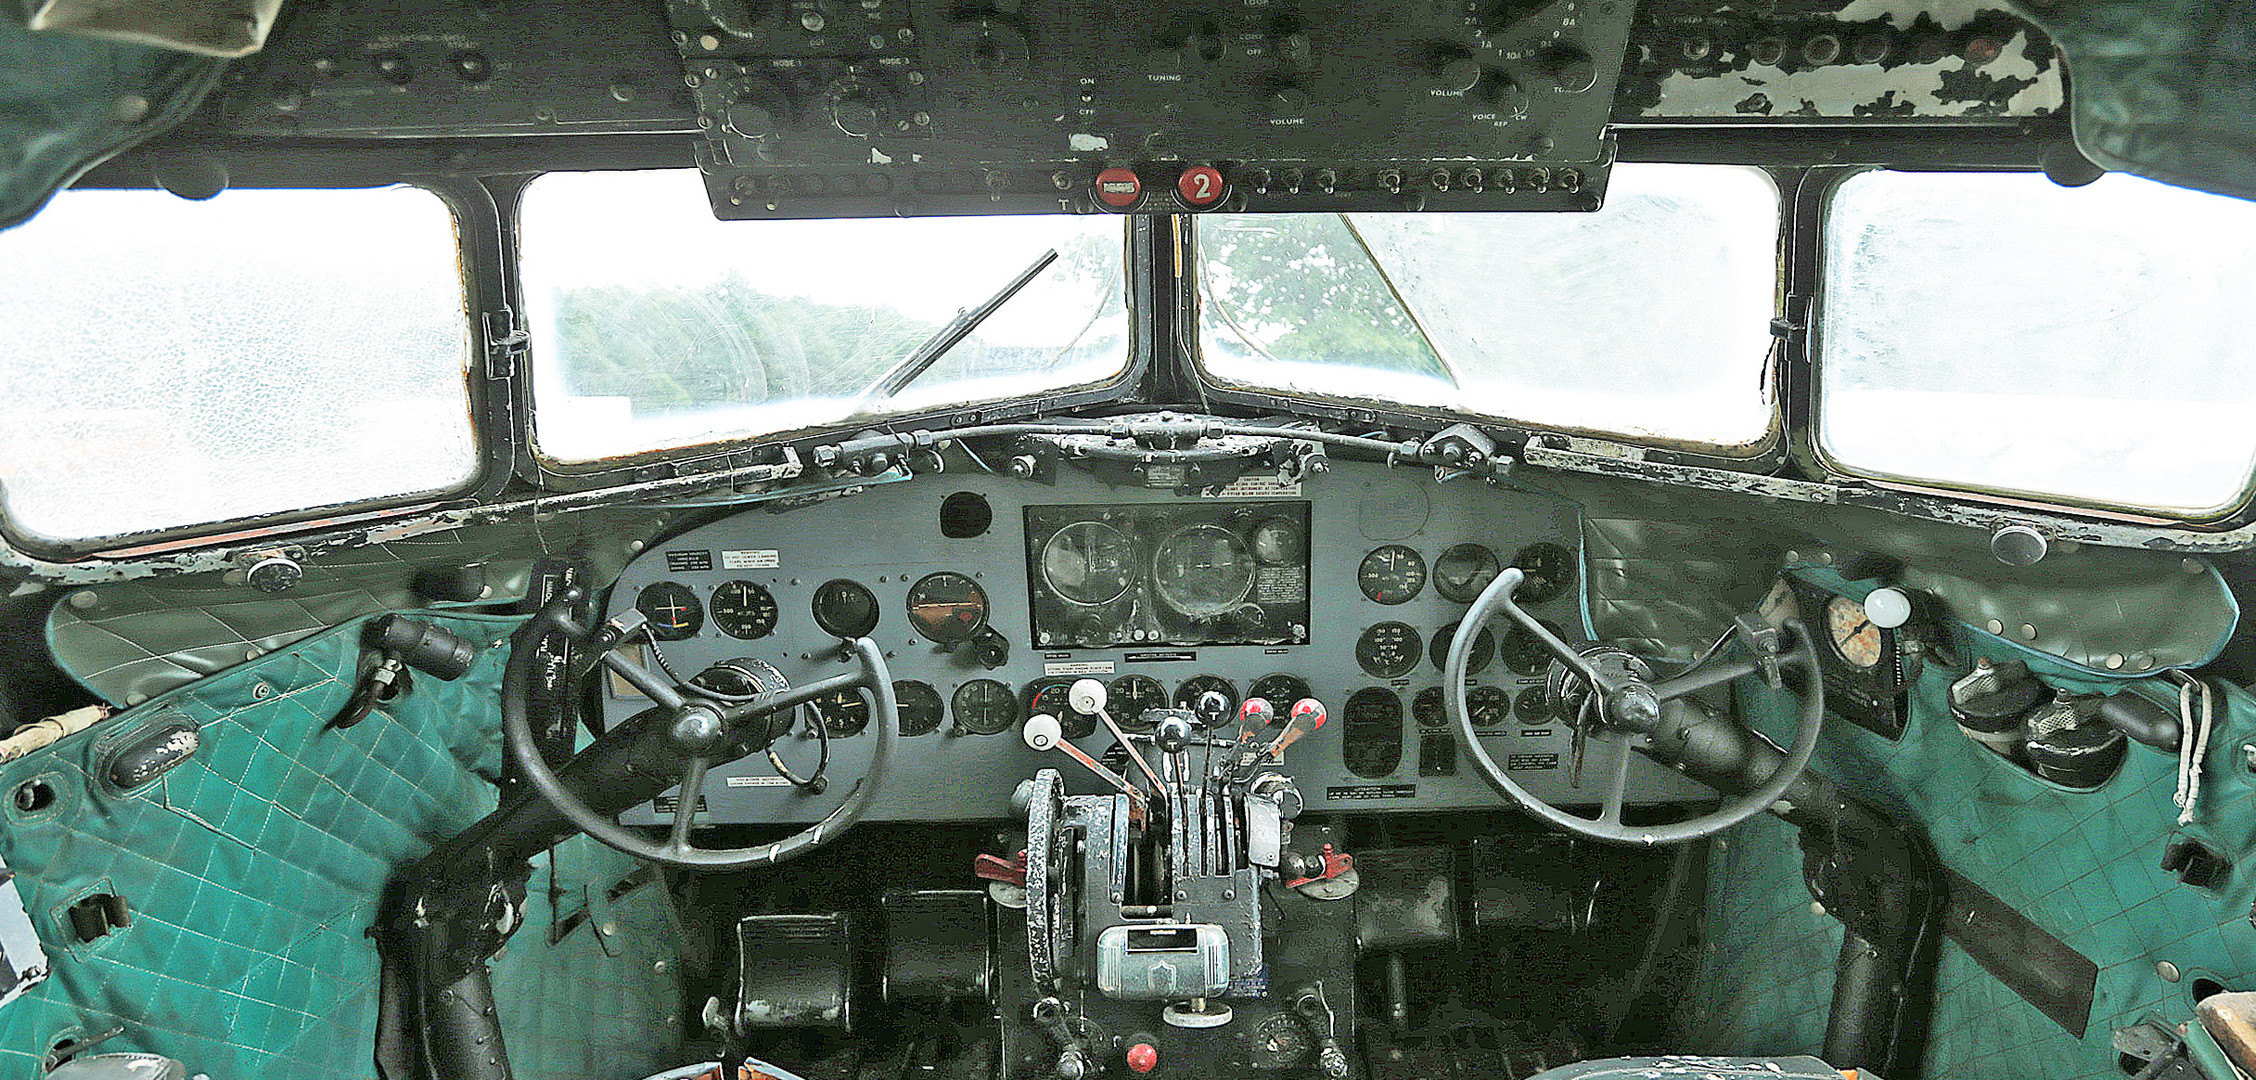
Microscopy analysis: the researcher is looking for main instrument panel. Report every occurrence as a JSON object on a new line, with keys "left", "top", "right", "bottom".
{"left": 609, "top": 461, "right": 1711, "bottom": 826}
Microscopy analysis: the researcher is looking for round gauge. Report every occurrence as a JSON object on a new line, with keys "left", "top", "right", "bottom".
{"left": 1356, "top": 622, "right": 1424, "bottom": 679}
{"left": 710, "top": 580, "right": 779, "bottom": 640}
{"left": 1826, "top": 595, "right": 1884, "bottom": 670}
{"left": 1511, "top": 542, "right": 1576, "bottom": 605}
{"left": 1500, "top": 619, "right": 1565, "bottom": 677}
{"left": 1251, "top": 517, "right": 1307, "bottom": 565}
{"left": 1434, "top": 543, "right": 1503, "bottom": 604}
{"left": 1469, "top": 685, "right": 1512, "bottom": 728}
{"left": 951, "top": 679, "right": 1019, "bottom": 736}
{"left": 1429, "top": 619, "right": 1496, "bottom": 675}
{"left": 1027, "top": 681, "right": 1100, "bottom": 740}
{"left": 635, "top": 582, "right": 704, "bottom": 641}
{"left": 809, "top": 688, "right": 871, "bottom": 737}
{"left": 1251, "top": 1014, "right": 1313, "bottom": 1070}
{"left": 894, "top": 680, "right": 944, "bottom": 737}
{"left": 1515, "top": 685, "right": 1552, "bottom": 723}
{"left": 1173, "top": 675, "right": 1240, "bottom": 724}
{"left": 1358, "top": 545, "right": 1428, "bottom": 605}
{"left": 1042, "top": 520, "right": 1138, "bottom": 606}
{"left": 1107, "top": 674, "right": 1169, "bottom": 732}
{"left": 1412, "top": 686, "right": 1447, "bottom": 730}
{"left": 906, "top": 572, "right": 989, "bottom": 644}
{"left": 1151, "top": 524, "right": 1256, "bottom": 618}
{"left": 1249, "top": 674, "right": 1313, "bottom": 717}
{"left": 810, "top": 579, "right": 880, "bottom": 639}
{"left": 1342, "top": 688, "right": 1404, "bottom": 778}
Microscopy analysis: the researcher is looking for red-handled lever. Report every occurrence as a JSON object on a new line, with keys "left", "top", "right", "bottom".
{"left": 1262, "top": 698, "right": 1327, "bottom": 761}
{"left": 974, "top": 850, "right": 1028, "bottom": 888}
{"left": 1285, "top": 843, "right": 1353, "bottom": 889}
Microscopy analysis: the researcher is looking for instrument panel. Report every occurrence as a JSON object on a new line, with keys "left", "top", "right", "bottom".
{"left": 609, "top": 461, "right": 1711, "bottom": 826}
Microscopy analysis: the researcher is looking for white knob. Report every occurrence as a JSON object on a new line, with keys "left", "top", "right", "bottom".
{"left": 1069, "top": 678, "right": 1106, "bottom": 715}
{"left": 1023, "top": 713, "right": 1063, "bottom": 751}
{"left": 1864, "top": 587, "right": 1913, "bottom": 630}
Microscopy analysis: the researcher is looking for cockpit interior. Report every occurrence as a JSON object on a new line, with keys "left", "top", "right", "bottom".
{"left": 3, "top": 2, "right": 2256, "bottom": 1079}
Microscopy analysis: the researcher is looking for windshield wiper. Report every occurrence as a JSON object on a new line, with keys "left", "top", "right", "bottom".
{"left": 857, "top": 247, "right": 1058, "bottom": 407}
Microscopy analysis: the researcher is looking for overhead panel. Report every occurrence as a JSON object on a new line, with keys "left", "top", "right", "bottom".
{"left": 667, "top": 0, "right": 1638, "bottom": 217}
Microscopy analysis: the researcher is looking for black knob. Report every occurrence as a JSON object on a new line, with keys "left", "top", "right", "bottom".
{"left": 972, "top": 626, "right": 1010, "bottom": 669}
{"left": 1537, "top": 44, "right": 1596, "bottom": 93}
{"left": 1475, "top": 73, "right": 1529, "bottom": 117}
{"left": 725, "top": 102, "right": 777, "bottom": 138}
{"left": 1156, "top": 714, "right": 1194, "bottom": 754}
{"left": 1426, "top": 44, "right": 1483, "bottom": 93}
{"left": 826, "top": 78, "right": 891, "bottom": 137}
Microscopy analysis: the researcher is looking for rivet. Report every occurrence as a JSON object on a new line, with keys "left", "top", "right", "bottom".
{"left": 253, "top": 682, "right": 274, "bottom": 699}
{"left": 70, "top": 591, "right": 98, "bottom": 609}
{"left": 1223, "top": 890, "right": 1235, "bottom": 900}
{"left": 1810, "top": 901, "right": 1827, "bottom": 917}
{"left": 2105, "top": 654, "right": 2125, "bottom": 670}
{"left": 655, "top": 959, "right": 669, "bottom": 973}
{"left": 1985, "top": 619, "right": 2004, "bottom": 635}
{"left": 2158, "top": 960, "right": 2182, "bottom": 982}
{"left": 246, "top": 647, "right": 263, "bottom": 661}
{"left": 2134, "top": 654, "right": 2156, "bottom": 671}
{"left": 699, "top": 32, "right": 721, "bottom": 50}
{"left": 2018, "top": 624, "right": 2038, "bottom": 642}
{"left": 600, "top": 921, "right": 620, "bottom": 936}
{"left": 1784, "top": 550, "right": 1801, "bottom": 563}
{"left": 629, "top": 540, "right": 645, "bottom": 552}
{"left": 2184, "top": 558, "right": 2206, "bottom": 574}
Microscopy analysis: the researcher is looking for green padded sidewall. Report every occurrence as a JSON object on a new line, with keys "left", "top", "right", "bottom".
{"left": 1695, "top": 609, "right": 2256, "bottom": 1078}
{"left": 0, "top": 612, "right": 685, "bottom": 1080}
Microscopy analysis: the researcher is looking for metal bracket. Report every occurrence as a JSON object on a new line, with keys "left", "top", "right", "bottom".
{"left": 482, "top": 307, "right": 530, "bottom": 379}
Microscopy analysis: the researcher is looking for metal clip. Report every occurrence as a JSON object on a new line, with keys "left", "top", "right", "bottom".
{"left": 1734, "top": 612, "right": 1787, "bottom": 689}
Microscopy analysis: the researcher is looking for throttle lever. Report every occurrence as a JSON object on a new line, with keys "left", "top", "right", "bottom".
{"left": 1025, "top": 714, "right": 1148, "bottom": 822}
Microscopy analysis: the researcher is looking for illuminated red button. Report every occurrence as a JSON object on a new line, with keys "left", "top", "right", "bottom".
{"left": 1094, "top": 167, "right": 1143, "bottom": 209}
{"left": 1127, "top": 1043, "right": 1159, "bottom": 1074}
{"left": 1176, "top": 165, "right": 1225, "bottom": 208}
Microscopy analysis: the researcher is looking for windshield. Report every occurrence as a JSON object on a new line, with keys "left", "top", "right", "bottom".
{"left": 519, "top": 169, "right": 1132, "bottom": 463}
{"left": 1193, "top": 164, "right": 1781, "bottom": 448}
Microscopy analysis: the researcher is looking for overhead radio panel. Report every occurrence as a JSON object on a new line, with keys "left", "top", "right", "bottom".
{"left": 667, "top": 0, "right": 1635, "bottom": 217}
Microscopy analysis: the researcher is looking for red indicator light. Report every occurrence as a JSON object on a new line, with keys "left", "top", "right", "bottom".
{"left": 1177, "top": 165, "right": 1225, "bottom": 208}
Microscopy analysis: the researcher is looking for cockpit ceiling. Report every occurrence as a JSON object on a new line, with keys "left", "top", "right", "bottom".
{"left": 3, "top": 0, "right": 2256, "bottom": 228}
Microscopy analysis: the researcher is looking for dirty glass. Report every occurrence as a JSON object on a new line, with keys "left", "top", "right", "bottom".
{"left": 519, "top": 169, "right": 1131, "bottom": 463}
{"left": 0, "top": 186, "right": 474, "bottom": 544}
{"left": 1194, "top": 164, "right": 1780, "bottom": 448}
{"left": 1821, "top": 170, "right": 2256, "bottom": 514}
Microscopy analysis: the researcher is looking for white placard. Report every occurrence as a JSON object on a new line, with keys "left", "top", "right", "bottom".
{"left": 721, "top": 549, "right": 780, "bottom": 569}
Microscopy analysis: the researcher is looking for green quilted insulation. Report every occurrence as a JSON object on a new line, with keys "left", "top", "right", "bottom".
{"left": 1693, "top": 575, "right": 2256, "bottom": 1078}
{"left": 0, "top": 612, "right": 687, "bottom": 1080}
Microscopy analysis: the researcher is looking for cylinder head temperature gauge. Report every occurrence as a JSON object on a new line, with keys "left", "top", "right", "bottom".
{"left": 1358, "top": 545, "right": 1428, "bottom": 605}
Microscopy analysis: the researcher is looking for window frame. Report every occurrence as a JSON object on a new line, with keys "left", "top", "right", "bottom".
{"left": 501, "top": 170, "right": 1162, "bottom": 487}
{"left": 1803, "top": 164, "right": 2256, "bottom": 523}
{"left": 0, "top": 177, "right": 512, "bottom": 561}
{"left": 1179, "top": 166, "right": 1796, "bottom": 472}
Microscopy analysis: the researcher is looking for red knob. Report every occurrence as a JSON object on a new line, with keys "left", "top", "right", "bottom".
{"left": 1126, "top": 1043, "right": 1159, "bottom": 1074}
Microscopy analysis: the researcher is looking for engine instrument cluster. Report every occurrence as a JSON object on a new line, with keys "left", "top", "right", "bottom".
{"left": 605, "top": 462, "right": 1710, "bottom": 827}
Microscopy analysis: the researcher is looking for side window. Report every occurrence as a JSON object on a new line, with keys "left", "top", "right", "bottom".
{"left": 1819, "top": 170, "right": 2256, "bottom": 514}
{"left": 0, "top": 186, "right": 475, "bottom": 544}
